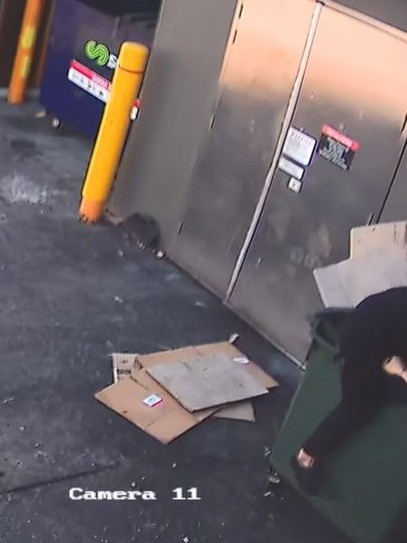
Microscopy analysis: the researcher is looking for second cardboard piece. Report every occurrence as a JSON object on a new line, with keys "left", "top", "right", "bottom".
{"left": 146, "top": 353, "right": 268, "bottom": 412}
{"left": 314, "top": 247, "right": 407, "bottom": 307}
{"left": 350, "top": 222, "right": 407, "bottom": 258}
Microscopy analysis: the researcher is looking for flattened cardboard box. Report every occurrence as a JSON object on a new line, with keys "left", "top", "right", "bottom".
{"left": 132, "top": 341, "right": 277, "bottom": 422}
{"left": 97, "top": 341, "right": 278, "bottom": 444}
{"left": 111, "top": 343, "right": 275, "bottom": 422}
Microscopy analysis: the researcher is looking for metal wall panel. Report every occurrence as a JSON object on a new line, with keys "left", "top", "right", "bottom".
{"left": 171, "top": 0, "right": 316, "bottom": 296}
{"left": 332, "top": 0, "right": 407, "bottom": 34}
{"left": 230, "top": 7, "right": 407, "bottom": 362}
{"left": 109, "top": 0, "right": 237, "bottom": 246}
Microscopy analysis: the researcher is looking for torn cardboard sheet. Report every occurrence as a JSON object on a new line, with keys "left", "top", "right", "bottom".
{"left": 97, "top": 341, "right": 278, "bottom": 442}
{"left": 350, "top": 222, "right": 407, "bottom": 259}
{"left": 314, "top": 247, "right": 407, "bottom": 307}
{"left": 145, "top": 354, "right": 269, "bottom": 412}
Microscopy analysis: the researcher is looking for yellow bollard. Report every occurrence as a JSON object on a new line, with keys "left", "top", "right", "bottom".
{"left": 8, "top": 0, "right": 45, "bottom": 105}
{"left": 79, "top": 41, "right": 149, "bottom": 223}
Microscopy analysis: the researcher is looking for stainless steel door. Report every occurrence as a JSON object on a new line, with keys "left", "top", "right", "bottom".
{"left": 229, "top": 7, "right": 407, "bottom": 362}
{"left": 170, "top": 0, "right": 316, "bottom": 296}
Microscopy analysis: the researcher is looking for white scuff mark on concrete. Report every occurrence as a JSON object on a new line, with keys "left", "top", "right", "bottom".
{"left": 0, "top": 173, "right": 48, "bottom": 205}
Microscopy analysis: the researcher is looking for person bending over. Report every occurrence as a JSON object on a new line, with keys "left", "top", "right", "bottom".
{"left": 292, "top": 287, "right": 407, "bottom": 495}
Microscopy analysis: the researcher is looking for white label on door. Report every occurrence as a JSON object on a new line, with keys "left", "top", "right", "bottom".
{"left": 278, "top": 157, "right": 305, "bottom": 180}
{"left": 282, "top": 127, "right": 316, "bottom": 166}
{"left": 288, "top": 177, "right": 303, "bottom": 194}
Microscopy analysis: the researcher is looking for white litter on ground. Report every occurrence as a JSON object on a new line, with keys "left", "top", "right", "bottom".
{"left": 0, "top": 173, "right": 48, "bottom": 205}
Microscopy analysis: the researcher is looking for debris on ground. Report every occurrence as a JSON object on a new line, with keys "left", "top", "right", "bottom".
{"left": 111, "top": 353, "right": 140, "bottom": 384}
{"left": 104, "top": 210, "right": 166, "bottom": 259}
{"left": 263, "top": 446, "right": 272, "bottom": 458}
{"left": 121, "top": 213, "right": 161, "bottom": 251}
{"left": 96, "top": 339, "right": 279, "bottom": 444}
{"left": 103, "top": 209, "right": 124, "bottom": 226}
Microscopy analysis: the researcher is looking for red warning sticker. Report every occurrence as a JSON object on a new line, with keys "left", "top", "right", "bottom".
{"left": 67, "top": 60, "right": 140, "bottom": 120}
{"left": 321, "top": 125, "right": 360, "bottom": 151}
{"left": 317, "top": 125, "right": 360, "bottom": 171}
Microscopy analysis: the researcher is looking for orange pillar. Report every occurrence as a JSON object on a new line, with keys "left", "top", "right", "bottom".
{"left": 8, "top": 0, "right": 45, "bottom": 105}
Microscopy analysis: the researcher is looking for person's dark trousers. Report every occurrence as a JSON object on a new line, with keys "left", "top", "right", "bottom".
{"left": 303, "top": 369, "right": 407, "bottom": 458}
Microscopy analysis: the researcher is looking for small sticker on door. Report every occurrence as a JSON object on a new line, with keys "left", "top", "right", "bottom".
{"left": 287, "top": 177, "right": 303, "bottom": 194}
{"left": 278, "top": 157, "right": 305, "bottom": 180}
{"left": 282, "top": 127, "right": 317, "bottom": 167}
{"left": 317, "top": 125, "right": 359, "bottom": 171}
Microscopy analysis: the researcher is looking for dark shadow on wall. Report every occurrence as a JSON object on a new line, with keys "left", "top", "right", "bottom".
{"left": 109, "top": 51, "right": 176, "bottom": 219}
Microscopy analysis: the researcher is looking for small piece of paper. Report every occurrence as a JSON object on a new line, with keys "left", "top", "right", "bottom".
{"left": 233, "top": 356, "right": 250, "bottom": 365}
{"left": 143, "top": 394, "right": 163, "bottom": 408}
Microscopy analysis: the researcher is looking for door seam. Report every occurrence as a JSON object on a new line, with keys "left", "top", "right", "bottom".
{"left": 377, "top": 137, "right": 407, "bottom": 222}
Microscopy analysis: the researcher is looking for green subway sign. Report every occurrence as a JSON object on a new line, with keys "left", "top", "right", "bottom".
{"left": 84, "top": 40, "right": 118, "bottom": 70}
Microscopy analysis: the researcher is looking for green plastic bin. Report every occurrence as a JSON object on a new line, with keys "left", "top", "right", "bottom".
{"left": 271, "top": 310, "right": 407, "bottom": 543}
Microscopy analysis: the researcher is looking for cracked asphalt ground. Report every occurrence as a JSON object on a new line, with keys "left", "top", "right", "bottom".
{"left": 0, "top": 103, "right": 349, "bottom": 542}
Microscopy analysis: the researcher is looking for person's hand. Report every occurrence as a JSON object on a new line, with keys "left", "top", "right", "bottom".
{"left": 383, "top": 356, "right": 407, "bottom": 382}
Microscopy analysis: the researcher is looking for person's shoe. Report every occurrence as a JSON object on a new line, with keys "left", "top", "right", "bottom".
{"left": 291, "top": 455, "right": 323, "bottom": 496}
